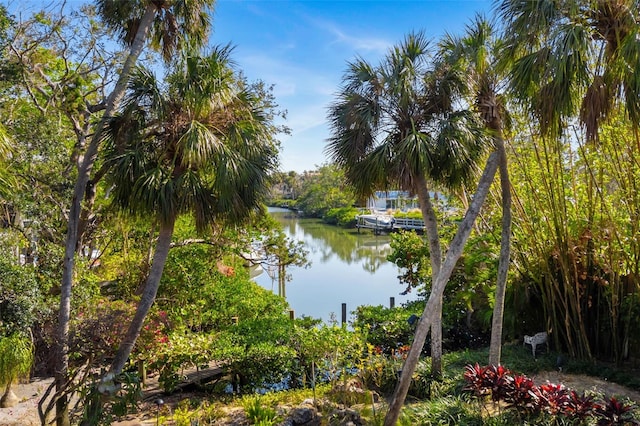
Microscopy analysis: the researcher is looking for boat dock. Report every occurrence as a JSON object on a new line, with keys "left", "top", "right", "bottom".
{"left": 356, "top": 214, "right": 425, "bottom": 234}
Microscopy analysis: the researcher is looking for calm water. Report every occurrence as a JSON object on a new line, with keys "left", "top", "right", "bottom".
{"left": 254, "top": 208, "right": 418, "bottom": 323}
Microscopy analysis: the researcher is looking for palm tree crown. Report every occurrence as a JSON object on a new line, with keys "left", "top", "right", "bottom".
{"left": 103, "top": 46, "right": 278, "bottom": 230}
{"left": 97, "top": 0, "right": 215, "bottom": 62}
{"left": 326, "top": 31, "right": 488, "bottom": 199}
{"left": 497, "top": 0, "right": 640, "bottom": 140}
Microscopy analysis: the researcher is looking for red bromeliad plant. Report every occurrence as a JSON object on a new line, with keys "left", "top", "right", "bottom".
{"left": 503, "top": 374, "right": 538, "bottom": 413}
{"left": 463, "top": 364, "right": 639, "bottom": 424}
{"left": 594, "top": 396, "right": 640, "bottom": 426}
{"left": 486, "top": 364, "right": 511, "bottom": 402}
{"left": 564, "top": 390, "right": 597, "bottom": 422}
{"left": 463, "top": 363, "right": 512, "bottom": 401}
{"left": 464, "top": 363, "right": 492, "bottom": 397}
{"left": 533, "top": 382, "right": 570, "bottom": 416}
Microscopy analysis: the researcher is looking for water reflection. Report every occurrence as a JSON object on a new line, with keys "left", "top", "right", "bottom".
{"left": 273, "top": 210, "right": 391, "bottom": 273}
{"left": 254, "top": 209, "right": 417, "bottom": 323}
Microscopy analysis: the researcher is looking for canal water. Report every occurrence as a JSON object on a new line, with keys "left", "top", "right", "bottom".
{"left": 254, "top": 208, "right": 418, "bottom": 323}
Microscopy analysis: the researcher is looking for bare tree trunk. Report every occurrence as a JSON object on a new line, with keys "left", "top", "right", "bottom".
{"left": 109, "top": 220, "right": 175, "bottom": 376}
{"left": 54, "top": 7, "right": 157, "bottom": 426}
{"left": 413, "top": 174, "right": 443, "bottom": 377}
{"left": 384, "top": 152, "right": 499, "bottom": 426}
{"left": 489, "top": 137, "right": 511, "bottom": 366}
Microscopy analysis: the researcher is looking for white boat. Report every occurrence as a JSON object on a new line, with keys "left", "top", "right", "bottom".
{"left": 356, "top": 213, "right": 394, "bottom": 233}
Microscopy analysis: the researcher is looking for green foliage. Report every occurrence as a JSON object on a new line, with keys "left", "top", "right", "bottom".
{"left": 508, "top": 113, "right": 640, "bottom": 362}
{"left": 172, "top": 400, "right": 223, "bottom": 425}
{"left": 242, "top": 396, "right": 278, "bottom": 425}
{"left": 212, "top": 317, "right": 298, "bottom": 392}
{"left": 357, "top": 344, "right": 402, "bottom": 394}
{"left": 323, "top": 207, "right": 359, "bottom": 227}
{"left": 352, "top": 304, "right": 424, "bottom": 354}
{"left": 295, "top": 164, "right": 356, "bottom": 217}
{"left": 387, "top": 230, "right": 431, "bottom": 295}
{"left": 0, "top": 260, "right": 51, "bottom": 337}
{"left": 295, "top": 324, "right": 366, "bottom": 386}
{"left": 269, "top": 198, "right": 296, "bottom": 209}
{"left": 391, "top": 209, "right": 424, "bottom": 220}
{"left": 0, "top": 333, "right": 33, "bottom": 387}
{"left": 110, "top": 372, "right": 142, "bottom": 417}
{"left": 151, "top": 332, "right": 214, "bottom": 392}
{"left": 159, "top": 246, "right": 289, "bottom": 331}
{"left": 401, "top": 395, "right": 484, "bottom": 425}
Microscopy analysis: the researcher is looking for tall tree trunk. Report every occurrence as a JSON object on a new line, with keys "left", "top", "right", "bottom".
{"left": 489, "top": 136, "right": 511, "bottom": 366}
{"left": 384, "top": 152, "right": 499, "bottom": 426}
{"left": 109, "top": 220, "right": 175, "bottom": 376}
{"left": 54, "top": 7, "right": 157, "bottom": 426}
{"left": 413, "top": 174, "right": 443, "bottom": 377}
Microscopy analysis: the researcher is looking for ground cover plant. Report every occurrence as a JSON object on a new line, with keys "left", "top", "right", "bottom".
{"left": 463, "top": 363, "right": 640, "bottom": 425}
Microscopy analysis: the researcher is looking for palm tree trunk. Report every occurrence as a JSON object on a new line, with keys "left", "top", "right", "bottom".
{"left": 384, "top": 152, "right": 499, "bottom": 426}
{"left": 54, "top": 6, "right": 156, "bottom": 426}
{"left": 489, "top": 137, "right": 512, "bottom": 366}
{"left": 110, "top": 219, "right": 175, "bottom": 376}
{"left": 413, "top": 174, "right": 444, "bottom": 377}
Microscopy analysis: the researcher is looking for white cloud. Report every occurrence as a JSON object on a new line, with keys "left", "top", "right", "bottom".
{"left": 307, "top": 16, "right": 392, "bottom": 55}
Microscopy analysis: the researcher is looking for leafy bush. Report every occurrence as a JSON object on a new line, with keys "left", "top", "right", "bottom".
{"left": 352, "top": 304, "right": 424, "bottom": 355}
{"left": 268, "top": 198, "right": 297, "bottom": 209}
{"left": 463, "top": 363, "right": 640, "bottom": 424}
{"left": 0, "top": 260, "right": 50, "bottom": 336}
{"left": 357, "top": 344, "right": 401, "bottom": 394}
{"left": 0, "top": 333, "right": 33, "bottom": 389}
{"left": 212, "top": 317, "right": 298, "bottom": 392}
{"left": 391, "top": 209, "right": 423, "bottom": 220}
{"left": 323, "top": 207, "right": 359, "bottom": 227}
{"left": 294, "top": 325, "right": 365, "bottom": 383}
{"left": 150, "top": 331, "right": 215, "bottom": 392}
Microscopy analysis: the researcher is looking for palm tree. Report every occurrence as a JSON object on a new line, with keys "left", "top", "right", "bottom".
{"left": 336, "top": 34, "right": 507, "bottom": 425}
{"left": 56, "top": 2, "right": 214, "bottom": 424}
{"left": 439, "top": 15, "right": 512, "bottom": 367}
{"left": 327, "top": 31, "right": 489, "bottom": 384}
{"left": 497, "top": 0, "right": 640, "bottom": 141}
{"left": 101, "top": 47, "right": 278, "bottom": 380}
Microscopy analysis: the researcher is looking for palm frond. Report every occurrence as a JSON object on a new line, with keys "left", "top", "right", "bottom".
{"left": 177, "top": 120, "right": 221, "bottom": 168}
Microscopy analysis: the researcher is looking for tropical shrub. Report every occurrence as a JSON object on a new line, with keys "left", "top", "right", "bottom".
{"left": 357, "top": 344, "right": 402, "bottom": 394}
{"left": 352, "top": 304, "right": 424, "bottom": 355}
{"left": 463, "top": 364, "right": 640, "bottom": 424}
{"left": 0, "top": 260, "right": 50, "bottom": 337}
{"left": 212, "top": 317, "right": 298, "bottom": 392}
{"left": 323, "top": 207, "right": 359, "bottom": 227}
{"left": 391, "top": 209, "right": 423, "bottom": 220}
{"left": 70, "top": 300, "right": 133, "bottom": 363}
{"left": 0, "top": 333, "right": 33, "bottom": 389}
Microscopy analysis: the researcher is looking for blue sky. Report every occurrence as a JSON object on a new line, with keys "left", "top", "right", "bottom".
{"left": 211, "top": 1, "right": 493, "bottom": 172}
{"left": 9, "top": 0, "right": 493, "bottom": 173}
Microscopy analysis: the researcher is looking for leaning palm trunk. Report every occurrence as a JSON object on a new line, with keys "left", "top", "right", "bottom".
{"left": 54, "top": 6, "right": 156, "bottom": 426}
{"left": 489, "top": 136, "right": 511, "bottom": 366}
{"left": 384, "top": 152, "right": 499, "bottom": 426}
{"left": 109, "top": 220, "right": 175, "bottom": 376}
{"left": 413, "top": 174, "right": 443, "bottom": 377}
{"left": 81, "top": 221, "right": 174, "bottom": 425}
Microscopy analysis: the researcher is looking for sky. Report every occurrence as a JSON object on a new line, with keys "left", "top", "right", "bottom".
{"left": 8, "top": 0, "right": 493, "bottom": 173}
{"left": 210, "top": 0, "right": 493, "bottom": 173}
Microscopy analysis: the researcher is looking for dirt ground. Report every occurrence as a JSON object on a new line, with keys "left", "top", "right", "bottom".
{"left": 1, "top": 372, "right": 639, "bottom": 425}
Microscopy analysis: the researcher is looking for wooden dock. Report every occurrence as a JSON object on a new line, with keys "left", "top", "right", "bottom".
{"left": 392, "top": 217, "right": 425, "bottom": 232}
{"left": 356, "top": 214, "right": 425, "bottom": 234}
